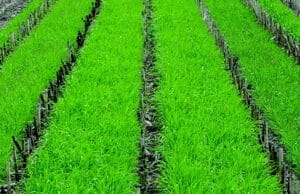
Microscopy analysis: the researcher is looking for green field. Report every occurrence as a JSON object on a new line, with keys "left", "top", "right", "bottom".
{"left": 0, "top": 0, "right": 299, "bottom": 193}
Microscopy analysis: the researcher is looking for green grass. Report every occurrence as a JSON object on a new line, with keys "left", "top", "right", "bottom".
{"left": 202, "top": 0, "right": 300, "bottom": 173}
{"left": 257, "top": 0, "right": 300, "bottom": 41}
{"left": 0, "top": 0, "right": 96, "bottom": 182}
{"left": 154, "top": 0, "right": 280, "bottom": 192}
{"left": 24, "top": 0, "right": 143, "bottom": 192}
{"left": 0, "top": 0, "right": 48, "bottom": 43}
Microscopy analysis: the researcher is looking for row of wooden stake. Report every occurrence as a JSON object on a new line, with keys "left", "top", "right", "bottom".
{"left": 0, "top": 0, "right": 101, "bottom": 193}
{"left": 197, "top": 0, "right": 300, "bottom": 193}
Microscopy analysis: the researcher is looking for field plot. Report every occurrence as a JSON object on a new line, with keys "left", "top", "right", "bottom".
{"left": 153, "top": 0, "right": 280, "bottom": 192}
{"left": 24, "top": 0, "right": 143, "bottom": 192}
{"left": 0, "top": 0, "right": 298, "bottom": 193}
{"left": 0, "top": 0, "right": 96, "bottom": 183}
{"left": 202, "top": 0, "right": 300, "bottom": 174}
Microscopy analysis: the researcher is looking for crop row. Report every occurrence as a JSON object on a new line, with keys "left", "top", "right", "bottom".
{"left": 0, "top": 0, "right": 98, "bottom": 184}
{"left": 23, "top": 0, "right": 143, "bottom": 192}
{"left": 203, "top": 0, "right": 300, "bottom": 177}
{"left": 153, "top": 0, "right": 281, "bottom": 193}
{"left": 0, "top": 1, "right": 101, "bottom": 192}
{"left": 0, "top": 0, "right": 57, "bottom": 66}
{"left": 198, "top": 1, "right": 299, "bottom": 193}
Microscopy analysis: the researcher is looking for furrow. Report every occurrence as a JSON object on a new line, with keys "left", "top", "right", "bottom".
{"left": 281, "top": 0, "right": 300, "bottom": 15}
{"left": 0, "top": 0, "right": 101, "bottom": 192}
{"left": 0, "top": 0, "right": 58, "bottom": 67}
{"left": 138, "top": 0, "right": 162, "bottom": 193}
{"left": 244, "top": 0, "right": 300, "bottom": 65}
{"left": 197, "top": 1, "right": 300, "bottom": 193}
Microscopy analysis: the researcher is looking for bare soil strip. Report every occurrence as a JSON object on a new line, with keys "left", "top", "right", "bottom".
{"left": 0, "top": 0, "right": 101, "bottom": 193}
{"left": 197, "top": 1, "right": 300, "bottom": 193}
{"left": 0, "top": 0, "right": 58, "bottom": 67}
{"left": 137, "top": 0, "right": 162, "bottom": 193}
{"left": 244, "top": 0, "right": 300, "bottom": 65}
{"left": 0, "top": 0, "right": 29, "bottom": 28}
{"left": 281, "top": 0, "right": 300, "bottom": 15}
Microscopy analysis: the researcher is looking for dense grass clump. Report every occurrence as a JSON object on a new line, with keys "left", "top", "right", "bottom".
{"left": 24, "top": 0, "right": 143, "bottom": 192}
{"left": 153, "top": 0, "right": 281, "bottom": 192}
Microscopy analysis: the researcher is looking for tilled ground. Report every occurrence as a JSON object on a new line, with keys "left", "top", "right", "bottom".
{"left": 0, "top": 0, "right": 29, "bottom": 28}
